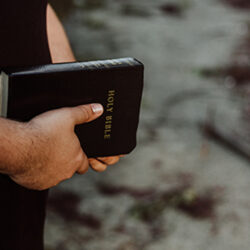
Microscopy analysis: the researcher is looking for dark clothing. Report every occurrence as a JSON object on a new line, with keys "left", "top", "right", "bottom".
{"left": 0, "top": 176, "right": 49, "bottom": 250}
{"left": 0, "top": 0, "right": 51, "bottom": 68}
{"left": 0, "top": 1, "right": 52, "bottom": 250}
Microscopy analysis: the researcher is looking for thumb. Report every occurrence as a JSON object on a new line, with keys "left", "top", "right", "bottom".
{"left": 70, "top": 103, "right": 104, "bottom": 125}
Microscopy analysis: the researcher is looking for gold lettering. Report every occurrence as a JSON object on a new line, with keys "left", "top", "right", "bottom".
{"left": 107, "top": 107, "right": 113, "bottom": 112}
{"left": 107, "top": 102, "right": 113, "bottom": 107}
{"left": 107, "top": 97, "right": 114, "bottom": 103}
{"left": 109, "top": 90, "right": 115, "bottom": 95}
{"left": 104, "top": 134, "right": 111, "bottom": 139}
{"left": 104, "top": 90, "right": 116, "bottom": 139}
{"left": 105, "top": 124, "right": 112, "bottom": 129}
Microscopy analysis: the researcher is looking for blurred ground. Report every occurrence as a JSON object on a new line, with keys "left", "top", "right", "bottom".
{"left": 45, "top": 0, "right": 250, "bottom": 249}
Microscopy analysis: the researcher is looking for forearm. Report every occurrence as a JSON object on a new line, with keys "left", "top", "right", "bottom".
{"left": 46, "top": 3, "right": 76, "bottom": 63}
{"left": 0, "top": 5, "right": 74, "bottom": 176}
{"left": 0, "top": 118, "right": 31, "bottom": 175}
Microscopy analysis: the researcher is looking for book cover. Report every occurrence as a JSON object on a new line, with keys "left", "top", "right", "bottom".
{"left": 0, "top": 57, "right": 144, "bottom": 158}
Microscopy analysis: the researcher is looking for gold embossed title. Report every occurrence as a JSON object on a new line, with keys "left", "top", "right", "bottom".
{"left": 104, "top": 90, "right": 115, "bottom": 139}
{"left": 79, "top": 58, "right": 139, "bottom": 140}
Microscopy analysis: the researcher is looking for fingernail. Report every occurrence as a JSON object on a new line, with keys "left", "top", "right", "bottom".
{"left": 91, "top": 103, "right": 103, "bottom": 114}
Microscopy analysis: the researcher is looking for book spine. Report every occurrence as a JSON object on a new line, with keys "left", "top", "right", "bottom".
{"left": 0, "top": 71, "right": 8, "bottom": 118}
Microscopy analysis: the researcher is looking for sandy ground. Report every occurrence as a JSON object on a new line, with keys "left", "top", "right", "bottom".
{"left": 45, "top": 0, "right": 250, "bottom": 249}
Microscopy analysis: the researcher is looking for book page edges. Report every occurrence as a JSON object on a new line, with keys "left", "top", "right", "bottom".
{"left": 4, "top": 57, "right": 142, "bottom": 76}
{"left": 0, "top": 71, "right": 8, "bottom": 118}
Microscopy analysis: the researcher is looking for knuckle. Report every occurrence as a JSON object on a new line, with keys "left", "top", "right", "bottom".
{"left": 79, "top": 152, "right": 88, "bottom": 166}
{"left": 74, "top": 153, "right": 89, "bottom": 175}
{"left": 82, "top": 159, "right": 89, "bottom": 170}
{"left": 83, "top": 153, "right": 89, "bottom": 164}
{"left": 81, "top": 153, "right": 88, "bottom": 165}
{"left": 67, "top": 108, "right": 77, "bottom": 124}
{"left": 77, "top": 161, "right": 89, "bottom": 175}
{"left": 79, "top": 165, "right": 89, "bottom": 175}
{"left": 79, "top": 105, "right": 91, "bottom": 121}
{"left": 81, "top": 152, "right": 88, "bottom": 162}
{"left": 76, "top": 153, "right": 84, "bottom": 166}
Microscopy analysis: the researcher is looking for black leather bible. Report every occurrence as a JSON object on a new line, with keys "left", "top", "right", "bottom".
{"left": 0, "top": 58, "right": 144, "bottom": 158}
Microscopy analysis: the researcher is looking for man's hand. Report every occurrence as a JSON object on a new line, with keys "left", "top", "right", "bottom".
{"left": 5, "top": 103, "right": 103, "bottom": 190}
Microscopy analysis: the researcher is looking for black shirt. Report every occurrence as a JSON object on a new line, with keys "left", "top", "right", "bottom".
{"left": 0, "top": 1, "right": 52, "bottom": 250}
{"left": 0, "top": 0, "right": 52, "bottom": 68}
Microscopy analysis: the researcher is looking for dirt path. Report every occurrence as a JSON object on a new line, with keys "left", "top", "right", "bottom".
{"left": 45, "top": 1, "right": 250, "bottom": 249}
